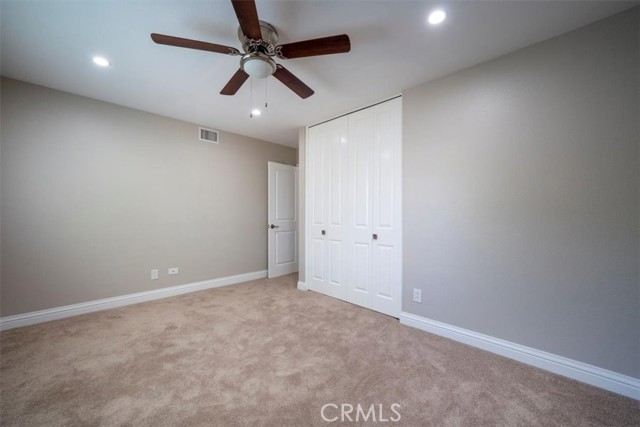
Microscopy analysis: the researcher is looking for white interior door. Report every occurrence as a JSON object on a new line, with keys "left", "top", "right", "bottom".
{"left": 268, "top": 162, "right": 298, "bottom": 278}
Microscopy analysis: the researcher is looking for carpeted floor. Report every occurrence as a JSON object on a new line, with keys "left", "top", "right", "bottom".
{"left": 1, "top": 274, "right": 638, "bottom": 426}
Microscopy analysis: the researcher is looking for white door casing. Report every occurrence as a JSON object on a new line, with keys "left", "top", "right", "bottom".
{"left": 268, "top": 162, "right": 298, "bottom": 278}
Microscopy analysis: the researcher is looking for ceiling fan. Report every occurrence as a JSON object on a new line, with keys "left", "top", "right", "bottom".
{"left": 150, "top": 0, "right": 351, "bottom": 99}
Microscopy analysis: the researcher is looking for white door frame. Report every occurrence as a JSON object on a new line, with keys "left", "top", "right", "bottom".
{"left": 268, "top": 162, "right": 299, "bottom": 278}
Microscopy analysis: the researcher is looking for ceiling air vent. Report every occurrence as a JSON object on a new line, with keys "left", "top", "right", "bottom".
{"left": 199, "top": 127, "right": 219, "bottom": 143}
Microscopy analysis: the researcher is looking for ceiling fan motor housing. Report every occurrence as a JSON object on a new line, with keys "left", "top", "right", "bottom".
{"left": 237, "top": 20, "right": 279, "bottom": 79}
{"left": 238, "top": 20, "right": 278, "bottom": 55}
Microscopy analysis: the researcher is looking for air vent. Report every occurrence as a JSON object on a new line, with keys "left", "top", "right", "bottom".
{"left": 199, "top": 127, "right": 219, "bottom": 143}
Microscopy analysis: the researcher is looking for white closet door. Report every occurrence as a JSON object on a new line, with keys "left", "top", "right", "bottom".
{"left": 307, "top": 97, "right": 401, "bottom": 317}
{"left": 308, "top": 117, "right": 348, "bottom": 300}
{"left": 324, "top": 117, "right": 349, "bottom": 300}
{"left": 346, "top": 98, "right": 402, "bottom": 317}
{"left": 371, "top": 97, "right": 402, "bottom": 317}
{"left": 307, "top": 125, "right": 327, "bottom": 293}
{"left": 347, "top": 107, "right": 374, "bottom": 308}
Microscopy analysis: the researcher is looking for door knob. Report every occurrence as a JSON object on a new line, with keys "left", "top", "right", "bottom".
{"left": 269, "top": 224, "right": 280, "bottom": 229}
{"left": 321, "top": 230, "right": 326, "bottom": 235}
{"left": 373, "top": 233, "right": 378, "bottom": 240}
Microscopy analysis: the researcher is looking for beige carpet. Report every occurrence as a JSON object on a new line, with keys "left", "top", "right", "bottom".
{"left": 1, "top": 274, "right": 638, "bottom": 426}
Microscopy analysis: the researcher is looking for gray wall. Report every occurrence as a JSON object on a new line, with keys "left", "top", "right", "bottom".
{"left": 403, "top": 8, "right": 639, "bottom": 378}
{"left": 0, "top": 78, "right": 296, "bottom": 316}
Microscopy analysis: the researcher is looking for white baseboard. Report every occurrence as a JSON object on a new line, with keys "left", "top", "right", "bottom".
{"left": 297, "top": 280, "right": 308, "bottom": 291}
{"left": 399, "top": 312, "right": 639, "bottom": 400}
{"left": 0, "top": 270, "right": 268, "bottom": 331}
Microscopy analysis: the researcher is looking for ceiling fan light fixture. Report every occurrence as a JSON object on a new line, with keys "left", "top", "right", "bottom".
{"left": 241, "top": 53, "right": 276, "bottom": 79}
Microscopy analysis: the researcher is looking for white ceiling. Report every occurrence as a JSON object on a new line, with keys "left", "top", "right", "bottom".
{"left": 1, "top": 0, "right": 636, "bottom": 147}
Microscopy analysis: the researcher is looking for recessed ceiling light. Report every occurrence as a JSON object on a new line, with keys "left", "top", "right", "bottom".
{"left": 92, "top": 56, "right": 110, "bottom": 67}
{"left": 251, "top": 108, "right": 261, "bottom": 117}
{"left": 428, "top": 10, "right": 447, "bottom": 25}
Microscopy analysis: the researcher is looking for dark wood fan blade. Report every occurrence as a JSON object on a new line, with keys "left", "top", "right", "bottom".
{"left": 277, "top": 34, "right": 350, "bottom": 59}
{"left": 273, "top": 65, "right": 314, "bottom": 99}
{"left": 231, "top": 0, "right": 262, "bottom": 40}
{"left": 151, "top": 33, "right": 240, "bottom": 55}
{"left": 220, "top": 68, "right": 250, "bottom": 95}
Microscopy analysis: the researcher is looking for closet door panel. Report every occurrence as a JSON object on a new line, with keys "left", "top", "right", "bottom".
{"left": 311, "top": 131, "right": 325, "bottom": 228}
{"left": 373, "top": 106, "right": 396, "bottom": 231}
{"left": 307, "top": 126, "right": 328, "bottom": 293}
{"left": 329, "top": 240, "right": 343, "bottom": 284}
{"left": 353, "top": 243, "right": 371, "bottom": 293}
{"left": 353, "top": 119, "right": 372, "bottom": 229}
{"left": 374, "top": 244, "right": 395, "bottom": 298}
{"left": 371, "top": 98, "right": 402, "bottom": 317}
{"left": 322, "top": 117, "right": 348, "bottom": 300}
{"left": 311, "top": 238, "right": 324, "bottom": 281}
{"left": 347, "top": 109, "right": 374, "bottom": 307}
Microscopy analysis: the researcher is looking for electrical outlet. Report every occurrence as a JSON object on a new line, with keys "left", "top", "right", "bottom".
{"left": 168, "top": 267, "right": 179, "bottom": 275}
{"left": 413, "top": 288, "right": 422, "bottom": 303}
{"left": 150, "top": 269, "right": 159, "bottom": 280}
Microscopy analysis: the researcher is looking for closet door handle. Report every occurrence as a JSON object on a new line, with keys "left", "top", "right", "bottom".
{"left": 373, "top": 233, "right": 378, "bottom": 240}
{"left": 321, "top": 230, "right": 326, "bottom": 235}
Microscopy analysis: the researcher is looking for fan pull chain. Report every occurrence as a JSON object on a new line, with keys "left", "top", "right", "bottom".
{"left": 265, "top": 78, "right": 268, "bottom": 109}
{"left": 249, "top": 78, "right": 254, "bottom": 118}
